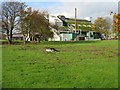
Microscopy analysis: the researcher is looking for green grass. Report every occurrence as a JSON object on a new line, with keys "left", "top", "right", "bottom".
{"left": 2, "top": 40, "right": 118, "bottom": 88}
{"left": 0, "top": 45, "right": 2, "bottom": 88}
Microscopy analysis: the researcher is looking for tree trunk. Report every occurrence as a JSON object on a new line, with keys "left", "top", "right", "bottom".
{"left": 32, "top": 36, "right": 34, "bottom": 42}
{"left": 118, "top": 31, "right": 120, "bottom": 40}
{"left": 38, "top": 38, "right": 40, "bottom": 43}
{"left": 8, "top": 28, "right": 13, "bottom": 44}
{"left": 6, "top": 34, "right": 12, "bottom": 44}
{"left": 9, "top": 39, "right": 12, "bottom": 44}
{"left": 10, "top": 31, "right": 12, "bottom": 44}
{"left": 37, "top": 38, "right": 40, "bottom": 43}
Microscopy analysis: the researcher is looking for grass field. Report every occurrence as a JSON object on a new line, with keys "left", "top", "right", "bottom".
{"left": 2, "top": 40, "right": 118, "bottom": 88}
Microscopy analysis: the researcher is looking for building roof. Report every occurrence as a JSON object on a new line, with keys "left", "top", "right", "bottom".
{"left": 12, "top": 34, "right": 23, "bottom": 37}
{"left": 65, "top": 18, "right": 91, "bottom": 22}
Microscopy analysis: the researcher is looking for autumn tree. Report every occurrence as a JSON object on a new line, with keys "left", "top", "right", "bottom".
{"left": 113, "top": 14, "right": 120, "bottom": 39}
{"left": 20, "top": 7, "right": 53, "bottom": 43}
{"left": 93, "top": 17, "right": 112, "bottom": 39}
{"left": 2, "top": 2, "right": 26, "bottom": 44}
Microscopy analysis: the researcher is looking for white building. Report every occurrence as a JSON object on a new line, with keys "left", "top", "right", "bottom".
{"left": 48, "top": 28, "right": 61, "bottom": 41}
{"left": 48, "top": 15, "right": 63, "bottom": 41}
{"left": 49, "top": 15, "right": 63, "bottom": 26}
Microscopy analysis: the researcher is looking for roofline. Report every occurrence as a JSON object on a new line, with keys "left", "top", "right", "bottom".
{"left": 65, "top": 18, "right": 91, "bottom": 22}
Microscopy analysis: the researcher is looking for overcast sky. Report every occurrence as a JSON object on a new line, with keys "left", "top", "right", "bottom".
{"left": 2, "top": 0, "right": 119, "bottom": 21}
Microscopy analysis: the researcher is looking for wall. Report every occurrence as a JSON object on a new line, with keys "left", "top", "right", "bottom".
{"left": 60, "top": 33, "right": 73, "bottom": 41}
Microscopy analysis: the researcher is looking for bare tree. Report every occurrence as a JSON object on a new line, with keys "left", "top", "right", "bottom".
{"left": 2, "top": 2, "right": 26, "bottom": 44}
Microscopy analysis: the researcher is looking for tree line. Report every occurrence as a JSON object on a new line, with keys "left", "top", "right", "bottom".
{"left": 113, "top": 13, "right": 120, "bottom": 39}
{"left": 2, "top": 2, "right": 53, "bottom": 44}
{"left": 93, "top": 14, "right": 120, "bottom": 40}
{"left": 1, "top": 2, "right": 119, "bottom": 44}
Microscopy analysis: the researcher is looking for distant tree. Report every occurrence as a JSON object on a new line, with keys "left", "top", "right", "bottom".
{"left": 104, "top": 17, "right": 112, "bottom": 38}
{"left": 113, "top": 14, "right": 120, "bottom": 39}
{"left": 93, "top": 17, "right": 112, "bottom": 39}
{"left": 2, "top": 2, "right": 26, "bottom": 44}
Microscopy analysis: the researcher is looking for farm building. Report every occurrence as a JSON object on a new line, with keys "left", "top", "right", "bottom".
{"left": 12, "top": 34, "right": 24, "bottom": 40}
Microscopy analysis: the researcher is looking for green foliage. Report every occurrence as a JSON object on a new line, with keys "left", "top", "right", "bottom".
{"left": 20, "top": 7, "right": 53, "bottom": 42}
{"left": 113, "top": 14, "right": 120, "bottom": 39}
{"left": 2, "top": 40, "right": 118, "bottom": 88}
{"left": 0, "top": 45, "right": 1, "bottom": 88}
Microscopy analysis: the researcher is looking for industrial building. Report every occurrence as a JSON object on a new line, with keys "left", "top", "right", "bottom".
{"left": 49, "top": 15, "right": 101, "bottom": 41}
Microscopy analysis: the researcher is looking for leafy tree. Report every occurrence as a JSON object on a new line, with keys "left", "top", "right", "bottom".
{"left": 20, "top": 7, "right": 53, "bottom": 43}
{"left": 2, "top": 2, "right": 26, "bottom": 44}
{"left": 93, "top": 17, "right": 112, "bottom": 39}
